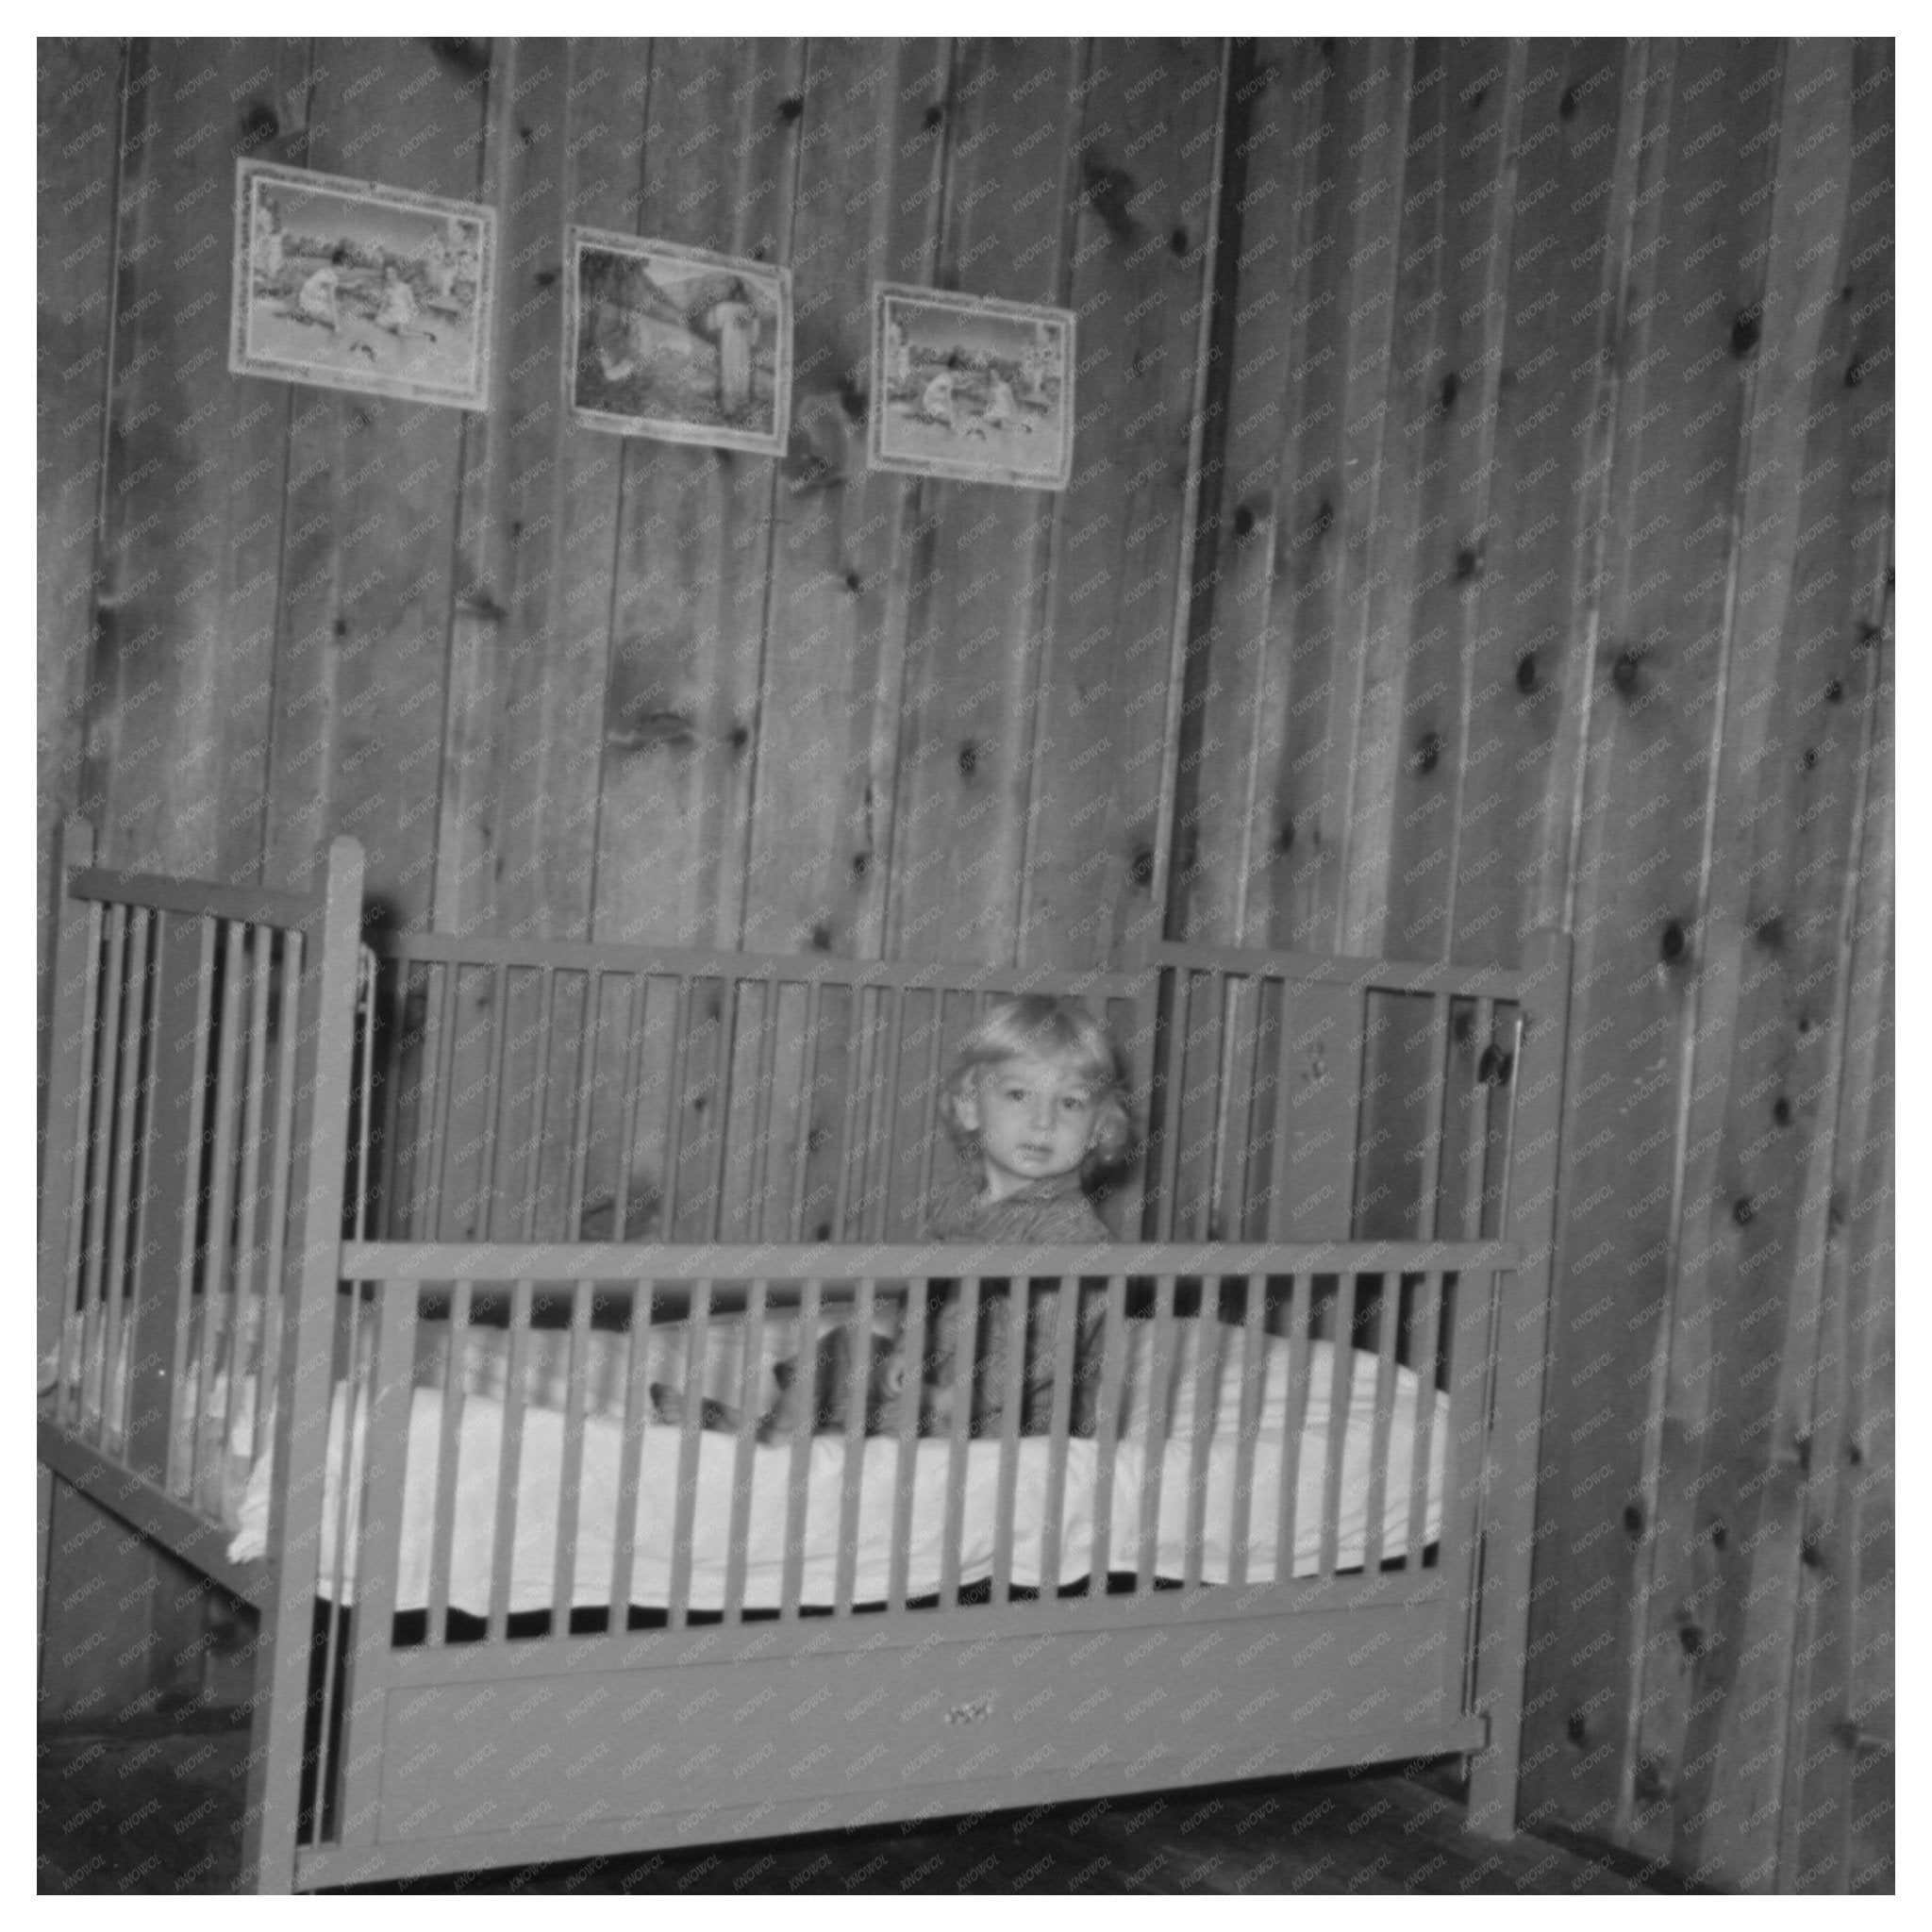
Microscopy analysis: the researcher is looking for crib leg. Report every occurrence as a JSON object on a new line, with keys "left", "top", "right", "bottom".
{"left": 1463, "top": 1718, "right": 1521, "bottom": 1840}
{"left": 235, "top": 1608, "right": 307, "bottom": 1893}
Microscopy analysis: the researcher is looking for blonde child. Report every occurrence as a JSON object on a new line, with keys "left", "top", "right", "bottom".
{"left": 650, "top": 994, "right": 1130, "bottom": 1441}
{"left": 915, "top": 993, "right": 1126, "bottom": 1436}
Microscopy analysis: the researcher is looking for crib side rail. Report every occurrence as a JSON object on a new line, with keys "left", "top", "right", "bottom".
{"left": 1142, "top": 937, "right": 1541, "bottom": 1246}
{"left": 341, "top": 1236, "right": 1520, "bottom": 1286}
{"left": 356, "top": 937, "right": 1160, "bottom": 1253}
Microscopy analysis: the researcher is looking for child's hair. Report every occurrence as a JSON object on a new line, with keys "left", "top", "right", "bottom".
{"left": 938, "top": 993, "right": 1132, "bottom": 1177}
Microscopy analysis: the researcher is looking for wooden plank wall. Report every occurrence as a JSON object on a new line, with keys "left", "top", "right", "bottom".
{"left": 35, "top": 37, "right": 1890, "bottom": 1891}
{"left": 1171, "top": 36, "right": 1893, "bottom": 1893}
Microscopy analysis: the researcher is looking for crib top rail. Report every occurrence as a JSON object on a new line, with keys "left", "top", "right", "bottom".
{"left": 341, "top": 1236, "right": 1521, "bottom": 1288}
{"left": 369, "top": 928, "right": 1159, "bottom": 1000}
{"left": 1145, "top": 936, "right": 1543, "bottom": 1002}
{"left": 62, "top": 858, "right": 323, "bottom": 932}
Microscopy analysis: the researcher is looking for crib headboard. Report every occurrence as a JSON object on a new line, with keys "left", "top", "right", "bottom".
{"left": 359, "top": 936, "right": 1160, "bottom": 1249}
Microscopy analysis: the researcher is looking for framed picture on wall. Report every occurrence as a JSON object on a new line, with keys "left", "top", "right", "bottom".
{"left": 868, "top": 286, "right": 1075, "bottom": 491}
{"left": 229, "top": 159, "right": 495, "bottom": 410}
{"left": 563, "top": 228, "right": 792, "bottom": 456}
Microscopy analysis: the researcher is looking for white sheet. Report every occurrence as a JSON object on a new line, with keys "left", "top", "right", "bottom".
{"left": 228, "top": 1324, "right": 1450, "bottom": 1609}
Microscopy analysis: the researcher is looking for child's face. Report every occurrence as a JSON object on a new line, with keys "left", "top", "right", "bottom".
{"left": 957, "top": 1053, "right": 1098, "bottom": 1200}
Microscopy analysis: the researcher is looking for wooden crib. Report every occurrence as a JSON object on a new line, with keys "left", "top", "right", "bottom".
{"left": 37, "top": 824, "right": 1570, "bottom": 1893}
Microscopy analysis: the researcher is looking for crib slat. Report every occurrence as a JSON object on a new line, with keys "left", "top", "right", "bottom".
{"left": 473, "top": 964, "right": 510, "bottom": 1240}
{"left": 668, "top": 1278, "right": 713, "bottom": 1626}
{"left": 834, "top": 1279, "right": 876, "bottom": 1614}
{"left": 518, "top": 970, "right": 560, "bottom": 1242}
{"left": 1154, "top": 973, "right": 1193, "bottom": 1240}
{"left": 779, "top": 1277, "right": 824, "bottom": 1618}
{"left": 862, "top": 986, "right": 907, "bottom": 1242}
{"left": 1362, "top": 1274, "right": 1404, "bottom": 1570}
{"left": 127, "top": 913, "right": 211, "bottom": 1490}
{"left": 426, "top": 1280, "right": 473, "bottom": 1637}
{"left": 487, "top": 1281, "right": 535, "bottom": 1639}
{"left": 87, "top": 908, "right": 138, "bottom": 1453}
{"left": 100, "top": 908, "right": 151, "bottom": 1457}
{"left": 608, "top": 1285, "right": 654, "bottom": 1623}
{"left": 1138, "top": 1274, "right": 1178, "bottom": 1590}
{"left": 373, "top": 960, "right": 408, "bottom": 1237}
{"left": 350, "top": 948, "right": 376, "bottom": 1244}
{"left": 1416, "top": 995, "right": 1453, "bottom": 1239}
{"left": 75, "top": 905, "right": 126, "bottom": 1436}
{"left": 741, "top": 979, "right": 782, "bottom": 1241}
{"left": 1405, "top": 1271, "right": 1444, "bottom": 1569}
{"left": 1491, "top": 1008, "right": 1526, "bottom": 1237}
{"left": 209, "top": 923, "right": 275, "bottom": 1507}
{"left": 724, "top": 1279, "right": 768, "bottom": 1620}
{"left": 784, "top": 976, "right": 823, "bottom": 1240}
{"left": 912, "top": 993, "right": 949, "bottom": 1231}
{"left": 1089, "top": 1274, "right": 1128, "bottom": 1585}
{"left": 661, "top": 977, "right": 694, "bottom": 1235}
{"left": 255, "top": 929, "right": 303, "bottom": 1485}
{"left": 420, "top": 961, "right": 458, "bottom": 1237}
{"left": 1226, "top": 1271, "right": 1269, "bottom": 1587}
{"left": 190, "top": 921, "right": 246, "bottom": 1478}
{"left": 1237, "top": 977, "right": 1281, "bottom": 1239}
{"left": 1321, "top": 1273, "right": 1358, "bottom": 1574}
{"left": 1182, "top": 1291, "right": 1225, "bottom": 1589}
{"left": 1210, "top": 974, "right": 1248, "bottom": 1238}
{"left": 698, "top": 981, "right": 738, "bottom": 1241}
{"left": 611, "top": 973, "right": 650, "bottom": 1241}
{"left": 41, "top": 824, "right": 101, "bottom": 1423}
{"left": 565, "top": 973, "right": 601, "bottom": 1237}
{"left": 1274, "top": 1273, "right": 1315, "bottom": 1582}
{"left": 551, "top": 1279, "right": 595, "bottom": 1634}
{"left": 829, "top": 985, "right": 867, "bottom": 1241}
{"left": 991, "top": 1279, "right": 1029, "bottom": 1600}
{"left": 1457, "top": 996, "right": 1496, "bottom": 1242}
{"left": 1038, "top": 1271, "right": 1080, "bottom": 1599}
{"left": 887, "top": 1276, "right": 927, "bottom": 1611}
{"left": 939, "top": 1277, "right": 980, "bottom": 1610}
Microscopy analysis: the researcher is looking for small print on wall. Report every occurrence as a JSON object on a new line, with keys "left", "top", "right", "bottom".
{"left": 564, "top": 228, "right": 792, "bottom": 456}
{"left": 229, "top": 159, "right": 495, "bottom": 410}
{"left": 869, "top": 286, "right": 1075, "bottom": 491}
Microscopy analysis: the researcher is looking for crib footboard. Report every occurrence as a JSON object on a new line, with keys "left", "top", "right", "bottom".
{"left": 36, "top": 824, "right": 370, "bottom": 1888}
{"left": 265, "top": 1236, "right": 1509, "bottom": 1890}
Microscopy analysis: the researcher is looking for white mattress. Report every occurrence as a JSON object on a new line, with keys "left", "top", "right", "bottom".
{"left": 228, "top": 1322, "right": 1450, "bottom": 1610}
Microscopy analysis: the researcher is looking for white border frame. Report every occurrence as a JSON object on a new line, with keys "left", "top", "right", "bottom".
{"left": 868, "top": 283, "right": 1075, "bottom": 491}
{"left": 228, "top": 158, "right": 496, "bottom": 412}
{"left": 563, "top": 226, "right": 792, "bottom": 457}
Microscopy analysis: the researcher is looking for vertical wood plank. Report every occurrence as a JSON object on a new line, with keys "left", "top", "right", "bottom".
{"left": 1255, "top": 42, "right": 1409, "bottom": 955}
{"left": 1020, "top": 37, "right": 1225, "bottom": 967}
{"left": 591, "top": 40, "right": 803, "bottom": 952}
{"left": 262, "top": 40, "right": 489, "bottom": 921}
{"left": 1351, "top": 41, "right": 1521, "bottom": 965}
{"left": 458, "top": 39, "right": 634, "bottom": 948}
{"left": 1641, "top": 42, "right": 1883, "bottom": 1889}
{"left": 878, "top": 39, "right": 1075, "bottom": 965}
{"left": 83, "top": 40, "right": 307, "bottom": 891}
{"left": 741, "top": 38, "right": 948, "bottom": 958}
{"left": 36, "top": 43, "right": 124, "bottom": 1067}
{"left": 1447, "top": 42, "right": 1643, "bottom": 966}
{"left": 1164, "top": 38, "right": 1315, "bottom": 947}
{"left": 1517, "top": 37, "right": 1786, "bottom": 1848}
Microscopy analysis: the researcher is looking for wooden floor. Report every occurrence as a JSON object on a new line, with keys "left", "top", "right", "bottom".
{"left": 40, "top": 1710, "right": 1697, "bottom": 1895}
